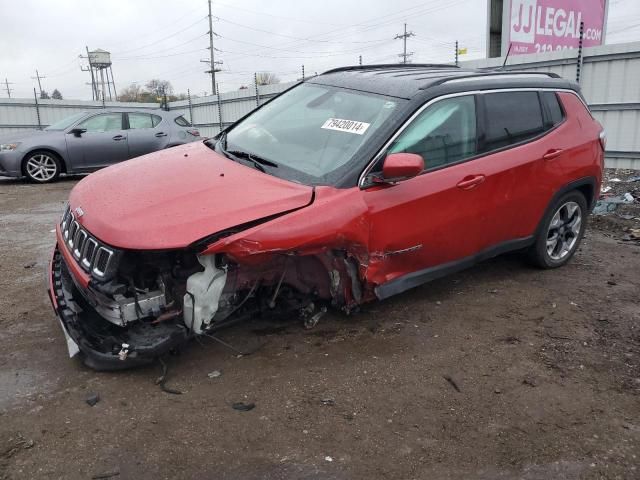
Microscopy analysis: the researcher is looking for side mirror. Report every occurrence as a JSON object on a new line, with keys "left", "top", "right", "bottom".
{"left": 69, "top": 128, "right": 87, "bottom": 137}
{"left": 381, "top": 153, "right": 424, "bottom": 182}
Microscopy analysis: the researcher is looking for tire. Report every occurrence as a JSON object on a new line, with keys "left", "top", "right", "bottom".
{"left": 528, "top": 190, "right": 588, "bottom": 269}
{"left": 23, "top": 150, "right": 62, "bottom": 183}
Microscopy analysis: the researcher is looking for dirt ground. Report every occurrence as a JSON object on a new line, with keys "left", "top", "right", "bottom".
{"left": 0, "top": 173, "right": 639, "bottom": 480}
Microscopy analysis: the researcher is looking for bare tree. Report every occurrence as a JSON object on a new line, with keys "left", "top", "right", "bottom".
{"left": 145, "top": 79, "right": 174, "bottom": 97}
{"left": 255, "top": 73, "right": 280, "bottom": 86}
{"left": 39, "top": 90, "right": 50, "bottom": 99}
{"left": 118, "top": 83, "right": 144, "bottom": 102}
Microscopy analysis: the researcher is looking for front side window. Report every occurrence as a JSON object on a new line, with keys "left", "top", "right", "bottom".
{"left": 482, "top": 92, "right": 544, "bottom": 152}
{"left": 387, "top": 95, "right": 477, "bottom": 170}
{"left": 78, "top": 113, "right": 123, "bottom": 133}
{"left": 128, "top": 113, "right": 153, "bottom": 129}
{"left": 222, "top": 83, "right": 404, "bottom": 185}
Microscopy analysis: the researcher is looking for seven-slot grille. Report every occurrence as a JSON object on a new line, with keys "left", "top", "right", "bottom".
{"left": 60, "top": 205, "right": 115, "bottom": 279}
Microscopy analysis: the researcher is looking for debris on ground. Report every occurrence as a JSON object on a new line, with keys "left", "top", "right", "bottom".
{"left": 232, "top": 402, "right": 255, "bottom": 411}
{"left": 85, "top": 393, "right": 100, "bottom": 407}
{"left": 324, "top": 456, "right": 334, "bottom": 462}
{"left": 443, "top": 375, "right": 461, "bottom": 392}
{"left": 23, "top": 261, "right": 36, "bottom": 269}
{"left": 207, "top": 370, "right": 222, "bottom": 379}
{"left": 593, "top": 193, "right": 634, "bottom": 215}
{"left": 91, "top": 471, "right": 120, "bottom": 479}
{"left": 320, "top": 398, "right": 336, "bottom": 406}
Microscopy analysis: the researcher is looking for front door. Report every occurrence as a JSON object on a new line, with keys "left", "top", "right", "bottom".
{"left": 65, "top": 112, "right": 128, "bottom": 169}
{"left": 362, "top": 94, "right": 496, "bottom": 294}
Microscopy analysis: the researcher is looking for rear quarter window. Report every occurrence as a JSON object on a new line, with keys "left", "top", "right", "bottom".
{"left": 482, "top": 91, "right": 545, "bottom": 152}
{"left": 174, "top": 115, "right": 191, "bottom": 127}
{"left": 541, "top": 91, "right": 564, "bottom": 128}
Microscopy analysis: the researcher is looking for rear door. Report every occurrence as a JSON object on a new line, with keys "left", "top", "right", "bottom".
{"left": 65, "top": 112, "right": 128, "bottom": 169}
{"left": 126, "top": 112, "right": 169, "bottom": 158}
{"left": 475, "top": 90, "right": 565, "bottom": 246}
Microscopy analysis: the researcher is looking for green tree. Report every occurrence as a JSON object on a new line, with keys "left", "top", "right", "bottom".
{"left": 51, "top": 89, "right": 63, "bottom": 100}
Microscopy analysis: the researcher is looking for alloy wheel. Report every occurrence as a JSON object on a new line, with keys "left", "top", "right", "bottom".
{"left": 26, "top": 153, "right": 58, "bottom": 182}
{"left": 546, "top": 201, "right": 582, "bottom": 261}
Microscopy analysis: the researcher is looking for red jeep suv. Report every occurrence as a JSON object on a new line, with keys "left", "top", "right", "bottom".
{"left": 48, "top": 65, "right": 604, "bottom": 369}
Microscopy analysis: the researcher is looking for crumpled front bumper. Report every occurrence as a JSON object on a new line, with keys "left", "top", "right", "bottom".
{"left": 47, "top": 243, "right": 189, "bottom": 371}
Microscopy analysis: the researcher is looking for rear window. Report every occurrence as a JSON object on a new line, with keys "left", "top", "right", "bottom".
{"left": 482, "top": 92, "right": 545, "bottom": 152}
{"left": 541, "top": 91, "right": 564, "bottom": 128}
{"left": 174, "top": 115, "right": 191, "bottom": 127}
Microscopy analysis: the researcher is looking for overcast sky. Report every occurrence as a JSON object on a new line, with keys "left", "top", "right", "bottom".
{"left": 1, "top": 0, "right": 639, "bottom": 100}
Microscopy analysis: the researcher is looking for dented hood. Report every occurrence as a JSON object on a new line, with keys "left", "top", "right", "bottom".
{"left": 69, "top": 141, "right": 313, "bottom": 250}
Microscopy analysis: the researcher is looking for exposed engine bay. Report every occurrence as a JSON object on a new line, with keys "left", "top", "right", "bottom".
{"left": 51, "top": 220, "right": 364, "bottom": 370}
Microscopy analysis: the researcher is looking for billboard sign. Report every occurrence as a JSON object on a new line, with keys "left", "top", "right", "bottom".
{"left": 506, "top": 0, "right": 608, "bottom": 55}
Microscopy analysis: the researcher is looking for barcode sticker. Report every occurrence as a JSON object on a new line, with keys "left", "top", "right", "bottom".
{"left": 321, "top": 118, "right": 370, "bottom": 135}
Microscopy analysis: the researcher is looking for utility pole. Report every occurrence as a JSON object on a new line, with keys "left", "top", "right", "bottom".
{"left": 359, "top": 55, "right": 362, "bottom": 65}
{"left": 3, "top": 78, "right": 13, "bottom": 98}
{"left": 455, "top": 40, "right": 459, "bottom": 66}
{"left": 207, "top": 0, "right": 217, "bottom": 96}
{"left": 395, "top": 23, "right": 415, "bottom": 64}
{"left": 31, "top": 69, "right": 46, "bottom": 97}
{"left": 301, "top": 64, "right": 305, "bottom": 81}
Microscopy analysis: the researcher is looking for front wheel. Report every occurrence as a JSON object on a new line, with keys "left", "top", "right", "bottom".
{"left": 23, "top": 151, "right": 61, "bottom": 183}
{"left": 528, "top": 191, "right": 587, "bottom": 268}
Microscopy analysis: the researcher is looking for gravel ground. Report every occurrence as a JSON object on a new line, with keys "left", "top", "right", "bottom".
{"left": 0, "top": 173, "right": 639, "bottom": 480}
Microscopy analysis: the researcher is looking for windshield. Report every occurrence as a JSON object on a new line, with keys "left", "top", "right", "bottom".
{"left": 222, "top": 83, "right": 404, "bottom": 185}
{"left": 45, "top": 112, "right": 88, "bottom": 131}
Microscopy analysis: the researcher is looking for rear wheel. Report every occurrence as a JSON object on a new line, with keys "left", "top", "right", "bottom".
{"left": 528, "top": 191, "right": 587, "bottom": 268}
{"left": 23, "top": 151, "right": 61, "bottom": 183}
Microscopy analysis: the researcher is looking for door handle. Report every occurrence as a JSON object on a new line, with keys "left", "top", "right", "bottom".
{"left": 112, "top": 135, "right": 126, "bottom": 141}
{"left": 543, "top": 148, "right": 563, "bottom": 160}
{"left": 457, "top": 174, "right": 486, "bottom": 190}
{"left": 155, "top": 132, "right": 168, "bottom": 137}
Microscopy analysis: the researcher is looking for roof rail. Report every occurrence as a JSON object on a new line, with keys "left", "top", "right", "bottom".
{"left": 322, "top": 63, "right": 460, "bottom": 75}
{"left": 422, "top": 70, "right": 561, "bottom": 89}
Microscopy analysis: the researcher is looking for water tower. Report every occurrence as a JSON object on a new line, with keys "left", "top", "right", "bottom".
{"left": 86, "top": 48, "right": 117, "bottom": 101}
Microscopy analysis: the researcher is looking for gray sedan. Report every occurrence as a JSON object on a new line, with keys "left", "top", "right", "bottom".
{"left": 0, "top": 108, "right": 201, "bottom": 182}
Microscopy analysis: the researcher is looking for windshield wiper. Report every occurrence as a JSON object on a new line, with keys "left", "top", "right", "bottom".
{"left": 211, "top": 132, "right": 277, "bottom": 172}
{"left": 227, "top": 150, "right": 279, "bottom": 169}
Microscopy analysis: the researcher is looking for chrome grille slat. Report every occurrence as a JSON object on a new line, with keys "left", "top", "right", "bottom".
{"left": 59, "top": 205, "right": 115, "bottom": 279}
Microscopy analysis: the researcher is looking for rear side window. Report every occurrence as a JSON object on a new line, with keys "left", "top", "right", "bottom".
{"left": 541, "top": 91, "right": 564, "bottom": 128}
{"left": 128, "top": 113, "right": 153, "bottom": 129}
{"left": 388, "top": 95, "right": 477, "bottom": 170}
{"left": 174, "top": 115, "right": 191, "bottom": 127}
{"left": 151, "top": 114, "right": 162, "bottom": 127}
{"left": 482, "top": 92, "right": 544, "bottom": 152}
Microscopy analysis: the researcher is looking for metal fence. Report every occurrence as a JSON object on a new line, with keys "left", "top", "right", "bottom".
{"left": 169, "top": 82, "right": 295, "bottom": 138}
{"left": 1, "top": 41, "right": 639, "bottom": 169}
{"left": 0, "top": 97, "right": 158, "bottom": 135}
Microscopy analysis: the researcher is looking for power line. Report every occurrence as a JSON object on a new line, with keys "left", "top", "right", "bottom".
{"left": 112, "top": 16, "right": 207, "bottom": 55}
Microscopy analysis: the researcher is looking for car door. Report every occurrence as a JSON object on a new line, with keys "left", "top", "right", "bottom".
{"left": 65, "top": 112, "right": 128, "bottom": 169}
{"left": 362, "top": 94, "right": 501, "bottom": 291}
{"left": 474, "top": 90, "right": 555, "bottom": 246}
{"left": 126, "top": 112, "right": 169, "bottom": 158}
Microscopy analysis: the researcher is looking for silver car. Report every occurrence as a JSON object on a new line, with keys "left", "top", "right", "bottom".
{"left": 0, "top": 109, "right": 201, "bottom": 183}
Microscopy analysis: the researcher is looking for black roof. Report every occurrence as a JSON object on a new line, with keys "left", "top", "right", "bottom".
{"left": 308, "top": 64, "right": 577, "bottom": 100}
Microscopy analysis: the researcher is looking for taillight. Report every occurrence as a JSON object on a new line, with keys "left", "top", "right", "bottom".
{"left": 187, "top": 129, "right": 200, "bottom": 137}
{"left": 599, "top": 130, "right": 607, "bottom": 150}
